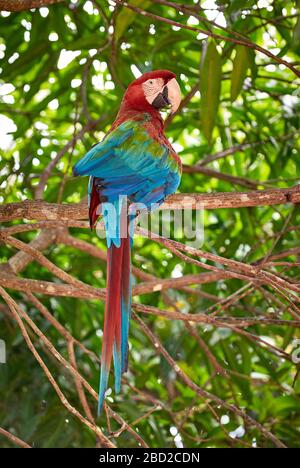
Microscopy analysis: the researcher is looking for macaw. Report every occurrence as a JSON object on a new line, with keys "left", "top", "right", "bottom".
{"left": 73, "top": 70, "right": 182, "bottom": 413}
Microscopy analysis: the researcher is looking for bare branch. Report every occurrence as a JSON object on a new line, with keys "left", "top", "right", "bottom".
{"left": 0, "top": 426, "right": 31, "bottom": 448}
{"left": 113, "top": 0, "right": 300, "bottom": 78}
{"left": 1, "top": 186, "right": 300, "bottom": 223}
{"left": 0, "top": 287, "right": 115, "bottom": 448}
{"left": 34, "top": 117, "right": 106, "bottom": 200}
{"left": 0, "top": 0, "right": 63, "bottom": 11}
{"left": 134, "top": 313, "right": 286, "bottom": 448}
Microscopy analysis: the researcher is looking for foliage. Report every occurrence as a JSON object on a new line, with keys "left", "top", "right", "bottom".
{"left": 0, "top": 0, "right": 300, "bottom": 448}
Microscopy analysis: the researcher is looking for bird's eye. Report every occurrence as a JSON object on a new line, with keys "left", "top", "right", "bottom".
{"left": 149, "top": 80, "right": 153, "bottom": 85}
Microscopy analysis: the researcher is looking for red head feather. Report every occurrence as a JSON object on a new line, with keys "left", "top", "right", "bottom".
{"left": 128, "top": 70, "right": 176, "bottom": 87}
{"left": 119, "top": 70, "right": 177, "bottom": 115}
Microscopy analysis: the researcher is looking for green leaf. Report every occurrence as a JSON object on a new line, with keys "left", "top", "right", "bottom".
{"left": 248, "top": 48, "right": 257, "bottom": 83}
{"left": 292, "top": 15, "right": 300, "bottom": 53}
{"left": 66, "top": 34, "right": 105, "bottom": 51}
{"left": 230, "top": 45, "right": 252, "bottom": 101}
{"left": 227, "top": 0, "right": 256, "bottom": 14}
{"left": 1, "top": 40, "right": 49, "bottom": 79}
{"left": 200, "top": 40, "right": 222, "bottom": 143}
{"left": 115, "top": 0, "right": 151, "bottom": 42}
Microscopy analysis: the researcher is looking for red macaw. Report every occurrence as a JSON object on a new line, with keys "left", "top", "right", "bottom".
{"left": 73, "top": 70, "right": 182, "bottom": 413}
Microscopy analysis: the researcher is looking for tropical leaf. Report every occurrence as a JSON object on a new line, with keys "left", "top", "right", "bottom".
{"left": 115, "top": 0, "right": 151, "bottom": 41}
{"left": 200, "top": 40, "right": 222, "bottom": 143}
{"left": 230, "top": 45, "right": 253, "bottom": 101}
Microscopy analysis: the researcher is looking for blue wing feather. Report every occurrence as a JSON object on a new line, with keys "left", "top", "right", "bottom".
{"left": 73, "top": 119, "right": 180, "bottom": 210}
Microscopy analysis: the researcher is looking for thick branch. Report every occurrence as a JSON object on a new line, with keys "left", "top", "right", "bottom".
{"left": 1, "top": 274, "right": 300, "bottom": 330}
{"left": 0, "top": 272, "right": 226, "bottom": 300}
{"left": 0, "top": 0, "right": 63, "bottom": 10}
{"left": 0, "top": 0, "right": 63, "bottom": 11}
{"left": 8, "top": 229, "right": 57, "bottom": 274}
{"left": 1, "top": 186, "right": 299, "bottom": 222}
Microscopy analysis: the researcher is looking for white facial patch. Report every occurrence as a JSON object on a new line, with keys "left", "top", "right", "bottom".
{"left": 142, "top": 78, "right": 164, "bottom": 105}
{"left": 167, "top": 78, "right": 181, "bottom": 113}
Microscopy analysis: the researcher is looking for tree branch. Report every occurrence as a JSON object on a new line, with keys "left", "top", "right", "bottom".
{"left": 34, "top": 117, "right": 105, "bottom": 200}
{"left": 0, "top": 287, "right": 115, "bottom": 448}
{"left": 0, "top": 0, "right": 63, "bottom": 10}
{"left": 134, "top": 313, "right": 286, "bottom": 448}
{"left": 0, "top": 426, "right": 31, "bottom": 448}
{"left": 183, "top": 164, "right": 263, "bottom": 189}
{"left": 113, "top": 0, "right": 300, "bottom": 78}
{"left": 1, "top": 186, "right": 299, "bottom": 223}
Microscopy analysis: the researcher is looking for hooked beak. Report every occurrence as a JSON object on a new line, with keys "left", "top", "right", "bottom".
{"left": 151, "top": 78, "right": 181, "bottom": 114}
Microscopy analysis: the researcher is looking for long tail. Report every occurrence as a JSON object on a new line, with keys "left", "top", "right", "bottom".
{"left": 97, "top": 199, "right": 132, "bottom": 414}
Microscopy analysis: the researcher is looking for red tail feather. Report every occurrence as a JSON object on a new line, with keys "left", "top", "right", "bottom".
{"left": 89, "top": 184, "right": 100, "bottom": 229}
{"left": 97, "top": 200, "right": 132, "bottom": 413}
{"left": 102, "top": 244, "right": 123, "bottom": 370}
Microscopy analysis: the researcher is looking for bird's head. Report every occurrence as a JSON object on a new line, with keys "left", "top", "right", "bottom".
{"left": 122, "top": 70, "right": 181, "bottom": 115}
